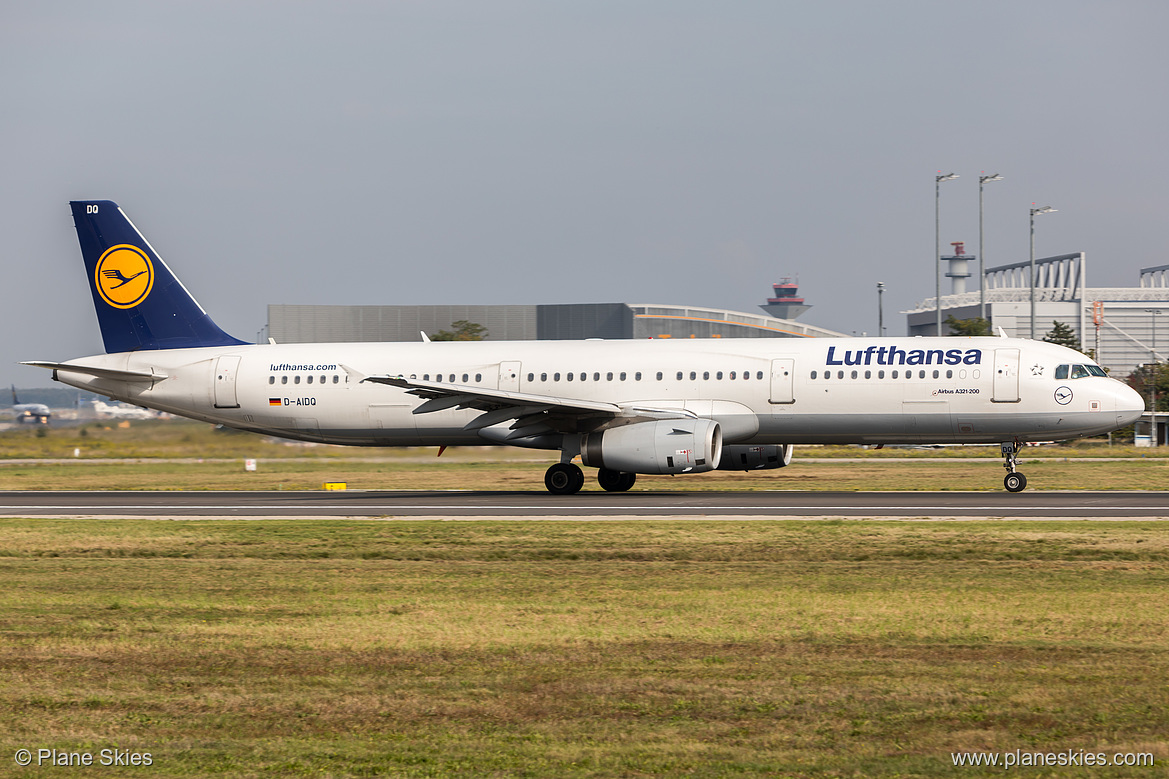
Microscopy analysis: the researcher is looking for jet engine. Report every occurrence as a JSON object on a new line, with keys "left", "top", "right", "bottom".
{"left": 581, "top": 419, "right": 722, "bottom": 475}
{"left": 717, "top": 444, "right": 793, "bottom": 471}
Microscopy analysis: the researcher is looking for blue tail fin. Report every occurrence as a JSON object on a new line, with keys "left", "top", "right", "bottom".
{"left": 70, "top": 200, "right": 249, "bottom": 353}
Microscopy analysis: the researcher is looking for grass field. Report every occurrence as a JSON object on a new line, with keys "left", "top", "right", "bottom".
{"left": 2, "top": 419, "right": 1168, "bottom": 492}
{"left": 2, "top": 456, "right": 1169, "bottom": 492}
{"left": 1, "top": 519, "right": 1166, "bottom": 777}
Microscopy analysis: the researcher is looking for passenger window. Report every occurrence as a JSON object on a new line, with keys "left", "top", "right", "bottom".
{"left": 594, "top": 373, "right": 600, "bottom": 381}
{"left": 634, "top": 372, "right": 641, "bottom": 381}
{"left": 878, "top": 370, "right": 885, "bottom": 379}
{"left": 677, "top": 372, "right": 683, "bottom": 380}
{"left": 690, "top": 371, "right": 697, "bottom": 380}
{"left": 946, "top": 370, "right": 952, "bottom": 378}
{"left": 321, "top": 375, "right": 326, "bottom": 384}
{"left": 864, "top": 370, "right": 871, "bottom": 379}
{"left": 757, "top": 371, "right": 764, "bottom": 380}
{"left": 918, "top": 370, "right": 926, "bottom": 379}
{"left": 851, "top": 370, "right": 858, "bottom": 379}
{"left": 730, "top": 371, "right": 737, "bottom": 380}
{"left": 1055, "top": 365, "right": 1069, "bottom": 380}
{"left": 527, "top": 373, "right": 534, "bottom": 382}
{"left": 607, "top": 372, "right": 613, "bottom": 381}
{"left": 294, "top": 376, "right": 301, "bottom": 385}
{"left": 281, "top": 376, "right": 287, "bottom": 384}
{"left": 476, "top": 373, "right": 482, "bottom": 382}
{"left": 837, "top": 371, "right": 844, "bottom": 379}
{"left": 554, "top": 372, "right": 561, "bottom": 381}
{"left": 541, "top": 373, "right": 547, "bottom": 382}
{"left": 268, "top": 376, "right": 275, "bottom": 384}
{"left": 891, "top": 370, "right": 898, "bottom": 379}
{"left": 811, "top": 370, "right": 818, "bottom": 379}
{"left": 307, "top": 376, "right": 313, "bottom": 384}
{"left": 423, "top": 374, "right": 429, "bottom": 381}
{"left": 656, "top": 372, "right": 663, "bottom": 380}
{"left": 409, "top": 374, "right": 416, "bottom": 380}
{"left": 462, "top": 374, "right": 469, "bottom": 383}
{"left": 932, "top": 370, "right": 939, "bottom": 379}
{"left": 703, "top": 371, "right": 709, "bottom": 380}
{"left": 333, "top": 376, "right": 339, "bottom": 384}
{"left": 717, "top": 371, "right": 723, "bottom": 380}
{"left": 619, "top": 372, "right": 626, "bottom": 381}
{"left": 568, "top": 373, "right": 574, "bottom": 381}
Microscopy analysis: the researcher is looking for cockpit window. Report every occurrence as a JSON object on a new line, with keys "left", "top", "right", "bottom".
{"left": 1056, "top": 363, "right": 1107, "bottom": 379}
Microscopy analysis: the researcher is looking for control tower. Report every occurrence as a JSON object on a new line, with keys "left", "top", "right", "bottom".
{"left": 942, "top": 241, "right": 974, "bottom": 295}
{"left": 760, "top": 277, "right": 811, "bottom": 320}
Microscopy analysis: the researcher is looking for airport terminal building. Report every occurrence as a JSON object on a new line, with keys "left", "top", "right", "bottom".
{"left": 262, "top": 302, "right": 845, "bottom": 344}
{"left": 905, "top": 254, "right": 1169, "bottom": 379}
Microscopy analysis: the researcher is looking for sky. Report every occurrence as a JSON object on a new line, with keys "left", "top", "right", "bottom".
{"left": 4, "top": 1, "right": 1169, "bottom": 387}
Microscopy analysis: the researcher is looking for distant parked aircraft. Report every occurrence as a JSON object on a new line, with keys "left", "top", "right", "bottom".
{"left": 11, "top": 386, "right": 50, "bottom": 424}
{"left": 92, "top": 399, "right": 157, "bottom": 420}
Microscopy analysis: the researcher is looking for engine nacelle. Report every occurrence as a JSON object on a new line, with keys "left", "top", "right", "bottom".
{"left": 717, "top": 444, "right": 793, "bottom": 471}
{"left": 581, "top": 419, "right": 722, "bottom": 475}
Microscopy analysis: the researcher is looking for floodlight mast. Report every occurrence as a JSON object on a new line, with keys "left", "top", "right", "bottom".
{"left": 979, "top": 173, "right": 1003, "bottom": 322}
{"left": 1029, "top": 205, "right": 1057, "bottom": 339}
{"left": 935, "top": 172, "right": 959, "bottom": 334}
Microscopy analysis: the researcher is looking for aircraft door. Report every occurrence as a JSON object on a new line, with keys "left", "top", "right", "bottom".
{"left": 499, "top": 361, "right": 522, "bottom": 393}
{"left": 213, "top": 355, "right": 241, "bottom": 409}
{"left": 769, "top": 358, "right": 795, "bottom": 404}
{"left": 992, "top": 348, "right": 1020, "bottom": 403}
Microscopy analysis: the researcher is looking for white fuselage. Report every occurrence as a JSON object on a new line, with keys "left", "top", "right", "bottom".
{"left": 48, "top": 336, "right": 1144, "bottom": 448}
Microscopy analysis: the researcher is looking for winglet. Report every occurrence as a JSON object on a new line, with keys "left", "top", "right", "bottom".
{"left": 998, "top": 327, "right": 1009, "bottom": 338}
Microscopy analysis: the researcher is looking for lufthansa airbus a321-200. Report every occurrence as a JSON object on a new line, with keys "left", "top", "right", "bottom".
{"left": 25, "top": 201, "right": 1144, "bottom": 494}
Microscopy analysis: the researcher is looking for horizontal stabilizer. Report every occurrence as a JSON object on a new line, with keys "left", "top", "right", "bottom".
{"left": 21, "top": 361, "right": 165, "bottom": 382}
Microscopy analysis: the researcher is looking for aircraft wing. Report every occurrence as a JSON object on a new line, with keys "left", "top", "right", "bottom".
{"left": 361, "top": 374, "right": 696, "bottom": 437}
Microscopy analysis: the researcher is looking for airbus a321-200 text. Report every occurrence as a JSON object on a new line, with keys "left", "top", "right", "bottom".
{"left": 25, "top": 201, "right": 1144, "bottom": 494}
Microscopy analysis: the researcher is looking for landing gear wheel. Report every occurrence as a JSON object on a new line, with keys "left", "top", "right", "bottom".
{"left": 1004, "top": 472, "right": 1027, "bottom": 493}
{"left": 598, "top": 469, "right": 637, "bottom": 492}
{"left": 545, "top": 463, "right": 585, "bottom": 495}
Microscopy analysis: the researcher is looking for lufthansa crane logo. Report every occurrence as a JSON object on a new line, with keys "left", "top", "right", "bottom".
{"left": 95, "top": 245, "right": 154, "bottom": 308}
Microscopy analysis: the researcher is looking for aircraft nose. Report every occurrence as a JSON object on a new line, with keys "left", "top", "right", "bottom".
{"left": 1115, "top": 382, "right": 1146, "bottom": 427}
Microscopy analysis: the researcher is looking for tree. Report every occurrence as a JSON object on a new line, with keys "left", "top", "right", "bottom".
{"left": 1127, "top": 362, "right": 1169, "bottom": 413}
{"left": 431, "top": 320, "right": 488, "bottom": 341}
{"left": 944, "top": 315, "right": 992, "bottom": 337}
{"left": 1042, "top": 321, "right": 1081, "bottom": 351}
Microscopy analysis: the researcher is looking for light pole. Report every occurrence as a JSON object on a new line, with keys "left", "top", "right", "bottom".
{"left": 1029, "top": 205, "right": 1057, "bottom": 339}
{"left": 979, "top": 173, "right": 1002, "bottom": 323}
{"left": 877, "top": 282, "right": 885, "bottom": 336}
{"left": 1147, "top": 309, "right": 1163, "bottom": 445}
{"left": 936, "top": 172, "right": 959, "bottom": 335}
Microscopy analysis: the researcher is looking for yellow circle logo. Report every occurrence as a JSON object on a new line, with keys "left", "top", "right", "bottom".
{"left": 95, "top": 245, "right": 154, "bottom": 309}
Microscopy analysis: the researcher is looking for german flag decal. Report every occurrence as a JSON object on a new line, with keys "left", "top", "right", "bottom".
{"left": 269, "top": 398, "right": 281, "bottom": 407}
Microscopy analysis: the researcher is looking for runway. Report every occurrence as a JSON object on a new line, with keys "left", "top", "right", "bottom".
{"left": 0, "top": 490, "right": 1166, "bottom": 519}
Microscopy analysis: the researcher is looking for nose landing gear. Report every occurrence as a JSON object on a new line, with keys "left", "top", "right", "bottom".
{"left": 1001, "top": 441, "right": 1027, "bottom": 492}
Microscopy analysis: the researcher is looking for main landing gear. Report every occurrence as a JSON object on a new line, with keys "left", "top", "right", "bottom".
{"left": 545, "top": 463, "right": 585, "bottom": 495}
{"left": 543, "top": 463, "right": 637, "bottom": 494}
{"left": 1001, "top": 441, "right": 1027, "bottom": 493}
